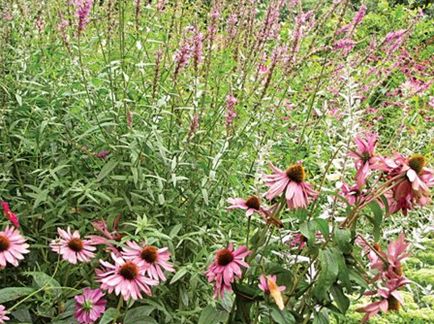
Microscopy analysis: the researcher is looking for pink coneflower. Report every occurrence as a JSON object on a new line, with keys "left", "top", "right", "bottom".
{"left": 264, "top": 162, "right": 318, "bottom": 209}
{"left": 74, "top": 288, "right": 106, "bottom": 324}
{"left": 357, "top": 276, "right": 410, "bottom": 322}
{"left": 285, "top": 232, "right": 307, "bottom": 250}
{"left": 388, "top": 154, "right": 433, "bottom": 215}
{"left": 0, "top": 226, "right": 29, "bottom": 268}
{"left": 96, "top": 253, "right": 157, "bottom": 300}
{"left": 348, "top": 132, "right": 378, "bottom": 188}
{"left": 340, "top": 182, "right": 361, "bottom": 205}
{"left": 258, "top": 275, "right": 286, "bottom": 310}
{"left": 364, "top": 234, "right": 409, "bottom": 280}
{"left": 206, "top": 243, "right": 250, "bottom": 298}
{"left": 227, "top": 196, "right": 268, "bottom": 218}
{"left": 50, "top": 227, "right": 96, "bottom": 264}
{"left": 0, "top": 305, "right": 9, "bottom": 323}
{"left": 122, "top": 241, "right": 175, "bottom": 282}
{"left": 1, "top": 201, "right": 20, "bottom": 228}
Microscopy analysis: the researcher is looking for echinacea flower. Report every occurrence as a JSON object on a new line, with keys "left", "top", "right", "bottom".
{"left": 227, "top": 196, "right": 268, "bottom": 218}
{"left": 0, "top": 305, "right": 9, "bottom": 323}
{"left": 96, "top": 253, "right": 157, "bottom": 300}
{"left": 206, "top": 243, "right": 251, "bottom": 298}
{"left": 340, "top": 182, "right": 361, "bottom": 205}
{"left": 369, "top": 234, "right": 409, "bottom": 278}
{"left": 387, "top": 154, "right": 433, "bottom": 215}
{"left": 348, "top": 132, "right": 378, "bottom": 187}
{"left": 357, "top": 276, "right": 410, "bottom": 322}
{"left": 285, "top": 232, "right": 307, "bottom": 250}
{"left": 0, "top": 226, "right": 29, "bottom": 269}
{"left": 122, "top": 241, "right": 175, "bottom": 282}
{"left": 0, "top": 201, "right": 20, "bottom": 228}
{"left": 258, "top": 275, "right": 286, "bottom": 310}
{"left": 50, "top": 227, "right": 96, "bottom": 264}
{"left": 74, "top": 288, "right": 106, "bottom": 324}
{"left": 264, "top": 162, "right": 318, "bottom": 209}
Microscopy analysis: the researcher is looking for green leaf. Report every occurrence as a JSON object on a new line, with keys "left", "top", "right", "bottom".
{"left": 368, "top": 200, "right": 383, "bottom": 241}
{"left": 330, "top": 284, "right": 350, "bottom": 313}
{"left": 97, "top": 160, "right": 119, "bottom": 182}
{"left": 124, "top": 306, "right": 157, "bottom": 323}
{"left": 170, "top": 267, "right": 188, "bottom": 284}
{"left": 334, "top": 229, "right": 352, "bottom": 254}
{"left": 198, "top": 305, "right": 228, "bottom": 324}
{"left": 270, "top": 307, "right": 296, "bottom": 324}
{"left": 0, "top": 287, "right": 35, "bottom": 304}
{"left": 99, "top": 308, "right": 119, "bottom": 324}
{"left": 24, "top": 271, "right": 61, "bottom": 297}
{"left": 11, "top": 307, "right": 32, "bottom": 323}
{"left": 314, "top": 219, "right": 329, "bottom": 238}
{"left": 313, "top": 248, "right": 339, "bottom": 301}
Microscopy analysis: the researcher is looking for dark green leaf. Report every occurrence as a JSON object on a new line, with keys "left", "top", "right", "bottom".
{"left": 124, "top": 306, "right": 156, "bottom": 323}
{"left": 330, "top": 284, "right": 350, "bottom": 313}
{"left": 0, "top": 287, "right": 35, "bottom": 304}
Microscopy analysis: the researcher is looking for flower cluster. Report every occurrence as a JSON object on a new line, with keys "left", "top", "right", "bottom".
{"left": 357, "top": 235, "right": 411, "bottom": 322}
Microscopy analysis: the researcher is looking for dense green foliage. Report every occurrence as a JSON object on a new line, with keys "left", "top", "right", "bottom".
{"left": 0, "top": 0, "right": 433, "bottom": 323}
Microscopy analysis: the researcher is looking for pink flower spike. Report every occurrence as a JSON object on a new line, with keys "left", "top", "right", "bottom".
{"left": 50, "top": 227, "right": 96, "bottom": 264}
{"left": 205, "top": 244, "right": 251, "bottom": 299}
{"left": 0, "top": 201, "right": 20, "bottom": 228}
{"left": 227, "top": 196, "right": 268, "bottom": 219}
{"left": 0, "top": 226, "right": 30, "bottom": 269}
{"left": 121, "top": 241, "right": 175, "bottom": 282}
{"left": 263, "top": 162, "right": 318, "bottom": 209}
{"left": 0, "top": 305, "right": 9, "bottom": 323}
{"left": 74, "top": 288, "right": 106, "bottom": 324}
{"left": 96, "top": 253, "right": 158, "bottom": 301}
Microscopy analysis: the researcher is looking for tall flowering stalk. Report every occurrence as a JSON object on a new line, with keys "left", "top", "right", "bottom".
{"left": 74, "top": 0, "right": 93, "bottom": 35}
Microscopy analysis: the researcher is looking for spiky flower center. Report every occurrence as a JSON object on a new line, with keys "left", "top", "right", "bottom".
{"left": 82, "top": 300, "right": 93, "bottom": 311}
{"left": 67, "top": 238, "right": 84, "bottom": 252}
{"left": 286, "top": 164, "right": 305, "bottom": 183}
{"left": 119, "top": 261, "right": 139, "bottom": 280}
{"left": 246, "top": 196, "right": 260, "bottom": 210}
{"left": 361, "top": 152, "right": 371, "bottom": 163}
{"left": 0, "top": 235, "right": 10, "bottom": 252}
{"left": 387, "top": 295, "right": 400, "bottom": 311}
{"left": 216, "top": 248, "right": 234, "bottom": 266}
{"left": 408, "top": 154, "right": 426, "bottom": 174}
{"left": 141, "top": 246, "right": 158, "bottom": 264}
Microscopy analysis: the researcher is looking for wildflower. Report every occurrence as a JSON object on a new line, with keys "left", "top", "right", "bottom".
{"left": 122, "top": 241, "right": 175, "bottom": 282}
{"left": 0, "top": 226, "right": 29, "bottom": 268}
{"left": 50, "top": 227, "right": 96, "bottom": 264}
{"left": 0, "top": 305, "right": 9, "bottom": 323}
{"left": 75, "top": 0, "right": 93, "bottom": 35}
{"left": 389, "top": 154, "right": 433, "bottom": 215}
{"left": 334, "top": 38, "right": 356, "bottom": 56}
{"left": 97, "top": 253, "right": 157, "bottom": 300}
{"left": 225, "top": 95, "right": 237, "bottom": 128}
{"left": 95, "top": 150, "right": 110, "bottom": 159}
{"left": 227, "top": 196, "right": 268, "bottom": 218}
{"left": 258, "top": 275, "right": 286, "bottom": 310}
{"left": 348, "top": 132, "right": 378, "bottom": 187}
{"left": 357, "top": 276, "right": 410, "bottom": 322}
{"left": 366, "top": 234, "right": 409, "bottom": 279}
{"left": 206, "top": 243, "right": 250, "bottom": 298}
{"left": 188, "top": 113, "right": 200, "bottom": 139}
{"left": 174, "top": 39, "right": 192, "bottom": 78}
{"left": 285, "top": 232, "right": 307, "bottom": 250}
{"left": 340, "top": 182, "right": 361, "bottom": 205}
{"left": 226, "top": 14, "right": 238, "bottom": 40}
{"left": 1, "top": 201, "right": 20, "bottom": 228}
{"left": 264, "top": 162, "right": 318, "bottom": 209}
{"left": 74, "top": 288, "right": 106, "bottom": 324}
